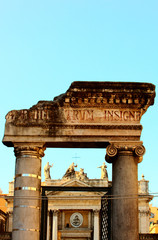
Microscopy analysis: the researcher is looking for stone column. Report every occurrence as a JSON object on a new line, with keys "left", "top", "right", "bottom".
{"left": 47, "top": 210, "right": 50, "bottom": 240}
{"left": 12, "top": 144, "right": 45, "bottom": 240}
{"left": 88, "top": 211, "right": 91, "bottom": 229}
{"left": 52, "top": 210, "right": 58, "bottom": 240}
{"left": 105, "top": 143, "right": 145, "bottom": 240}
{"left": 93, "top": 209, "right": 100, "bottom": 240}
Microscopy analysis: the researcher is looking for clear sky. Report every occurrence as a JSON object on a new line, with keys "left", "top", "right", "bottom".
{"left": 0, "top": 1, "right": 158, "bottom": 205}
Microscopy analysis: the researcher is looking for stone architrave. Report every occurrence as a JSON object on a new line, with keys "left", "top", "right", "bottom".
{"left": 2, "top": 81, "right": 155, "bottom": 240}
{"left": 3, "top": 82, "right": 155, "bottom": 148}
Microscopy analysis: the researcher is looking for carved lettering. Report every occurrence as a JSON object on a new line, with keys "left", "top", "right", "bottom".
{"left": 21, "top": 110, "right": 28, "bottom": 120}
{"left": 6, "top": 111, "right": 17, "bottom": 121}
{"left": 19, "top": 109, "right": 50, "bottom": 121}
{"left": 34, "top": 110, "right": 38, "bottom": 120}
{"left": 7, "top": 108, "right": 141, "bottom": 123}
{"left": 79, "top": 110, "right": 85, "bottom": 120}
{"left": 114, "top": 110, "right": 120, "bottom": 121}
{"left": 73, "top": 110, "right": 79, "bottom": 120}
{"left": 64, "top": 109, "right": 141, "bottom": 122}
{"left": 65, "top": 110, "right": 94, "bottom": 121}
{"left": 104, "top": 110, "right": 141, "bottom": 121}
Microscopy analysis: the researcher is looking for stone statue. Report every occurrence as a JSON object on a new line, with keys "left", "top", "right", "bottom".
{"left": 63, "top": 162, "right": 77, "bottom": 179}
{"left": 98, "top": 162, "right": 108, "bottom": 179}
{"left": 77, "top": 168, "right": 88, "bottom": 181}
{"left": 68, "top": 162, "right": 78, "bottom": 172}
{"left": 44, "top": 162, "right": 53, "bottom": 180}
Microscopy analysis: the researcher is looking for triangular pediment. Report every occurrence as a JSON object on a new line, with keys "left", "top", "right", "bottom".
{"left": 61, "top": 179, "right": 91, "bottom": 187}
{"left": 46, "top": 178, "right": 107, "bottom": 197}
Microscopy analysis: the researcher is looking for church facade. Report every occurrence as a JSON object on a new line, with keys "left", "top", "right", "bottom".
{"left": 4, "top": 162, "right": 152, "bottom": 240}
{"left": 42, "top": 163, "right": 110, "bottom": 240}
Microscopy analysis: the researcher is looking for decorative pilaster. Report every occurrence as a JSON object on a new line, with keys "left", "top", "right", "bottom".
{"left": 12, "top": 144, "right": 45, "bottom": 240}
{"left": 93, "top": 209, "right": 100, "bottom": 240}
{"left": 139, "top": 209, "right": 150, "bottom": 233}
{"left": 6, "top": 211, "right": 13, "bottom": 232}
{"left": 47, "top": 210, "right": 50, "bottom": 240}
{"left": 105, "top": 143, "right": 145, "bottom": 240}
{"left": 52, "top": 210, "right": 59, "bottom": 240}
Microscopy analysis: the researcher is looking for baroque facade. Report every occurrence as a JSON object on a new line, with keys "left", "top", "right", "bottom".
{"left": 4, "top": 164, "right": 152, "bottom": 240}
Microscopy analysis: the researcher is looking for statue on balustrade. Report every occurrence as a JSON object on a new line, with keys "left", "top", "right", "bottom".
{"left": 98, "top": 162, "right": 108, "bottom": 179}
{"left": 44, "top": 162, "right": 53, "bottom": 180}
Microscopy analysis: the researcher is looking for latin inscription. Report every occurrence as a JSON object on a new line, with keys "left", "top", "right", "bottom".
{"left": 64, "top": 109, "right": 141, "bottom": 122}
{"left": 6, "top": 108, "right": 141, "bottom": 123}
{"left": 6, "top": 109, "right": 51, "bottom": 121}
{"left": 64, "top": 109, "right": 94, "bottom": 121}
{"left": 104, "top": 110, "right": 141, "bottom": 121}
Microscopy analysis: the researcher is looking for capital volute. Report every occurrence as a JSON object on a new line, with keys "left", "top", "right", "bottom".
{"left": 134, "top": 145, "right": 146, "bottom": 163}
{"left": 105, "top": 143, "right": 145, "bottom": 164}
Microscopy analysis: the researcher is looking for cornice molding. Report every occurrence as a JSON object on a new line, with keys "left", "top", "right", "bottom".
{"left": 5, "top": 81, "right": 155, "bottom": 126}
{"left": 3, "top": 82, "right": 155, "bottom": 147}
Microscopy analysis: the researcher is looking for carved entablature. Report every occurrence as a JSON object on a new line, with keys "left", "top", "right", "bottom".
{"left": 63, "top": 82, "right": 155, "bottom": 110}
{"left": 3, "top": 81, "right": 155, "bottom": 147}
{"left": 5, "top": 82, "right": 155, "bottom": 125}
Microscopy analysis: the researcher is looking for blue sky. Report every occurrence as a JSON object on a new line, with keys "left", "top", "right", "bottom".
{"left": 0, "top": 1, "right": 158, "bottom": 205}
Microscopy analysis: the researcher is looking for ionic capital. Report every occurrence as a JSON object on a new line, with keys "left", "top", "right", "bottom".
{"left": 14, "top": 144, "right": 46, "bottom": 158}
{"left": 105, "top": 143, "right": 145, "bottom": 164}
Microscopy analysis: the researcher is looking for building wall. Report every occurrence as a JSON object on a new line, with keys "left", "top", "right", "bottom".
{"left": 149, "top": 204, "right": 158, "bottom": 233}
{"left": 3, "top": 174, "right": 153, "bottom": 235}
{"left": 138, "top": 175, "right": 153, "bottom": 233}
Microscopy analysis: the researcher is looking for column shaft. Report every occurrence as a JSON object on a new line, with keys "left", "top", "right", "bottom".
{"left": 93, "top": 210, "right": 100, "bottom": 240}
{"left": 52, "top": 210, "right": 58, "bottom": 240}
{"left": 112, "top": 150, "right": 138, "bottom": 240}
{"left": 12, "top": 145, "right": 45, "bottom": 240}
{"left": 47, "top": 211, "right": 50, "bottom": 240}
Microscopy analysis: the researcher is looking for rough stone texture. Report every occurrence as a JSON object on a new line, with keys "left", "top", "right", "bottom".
{"left": 2, "top": 81, "right": 156, "bottom": 240}
{"left": 111, "top": 150, "right": 139, "bottom": 240}
{"left": 3, "top": 81, "right": 155, "bottom": 148}
{"left": 12, "top": 145, "right": 45, "bottom": 240}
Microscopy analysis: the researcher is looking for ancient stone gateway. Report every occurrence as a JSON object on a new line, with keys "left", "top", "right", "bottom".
{"left": 2, "top": 81, "right": 155, "bottom": 240}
